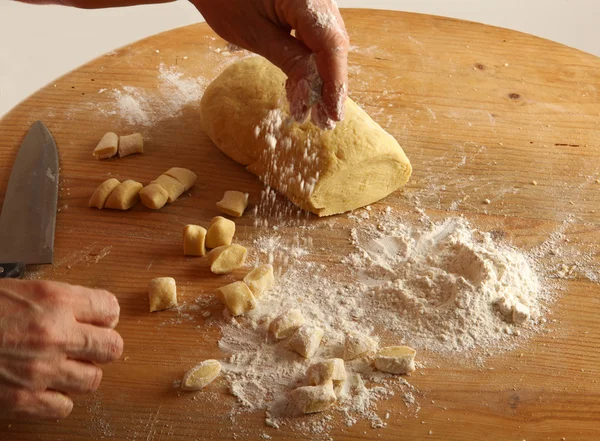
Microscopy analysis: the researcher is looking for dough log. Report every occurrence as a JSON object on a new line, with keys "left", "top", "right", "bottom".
{"left": 200, "top": 56, "right": 412, "bottom": 217}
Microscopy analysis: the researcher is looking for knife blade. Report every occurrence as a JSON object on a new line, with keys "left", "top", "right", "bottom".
{"left": 0, "top": 121, "right": 59, "bottom": 277}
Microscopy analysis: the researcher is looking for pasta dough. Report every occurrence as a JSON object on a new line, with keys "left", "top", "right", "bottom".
{"left": 93, "top": 132, "right": 118, "bottom": 159}
{"left": 307, "top": 359, "right": 346, "bottom": 389}
{"left": 216, "top": 281, "right": 256, "bottom": 316}
{"left": 216, "top": 191, "right": 249, "bottom": 217}
{"left": 104, "top": 180, "right": 143, "bottom": 210}
{"left": 243, "top": 264, "right": 274, "bottom": 297}
{"left": 89, "top": 178, "right": 120, "bottom": 209}
{"left": 374, "top": 346, "right": 416, "bottom": 374}
{"left": 290, "top": 381, "right": 336, "bottom": 414}
{"left": 289, "top": 325, "right": 323, "bottom": 358}
{"left": 148, "top": 277, "right": 177, "bottom": 312}
{"left": 183, "top": 225, "right": 207, "bottom": 256}
{"left": 118, "top": 133, "right": 144, "bottom": 158}
{"left": 181, "top": 359, "right": 221, "bottom": 391}
{"left": 205, "top": 217, "right": 236, "bottom": 249}
{"left": 269, "top": 309, "right": 305, "bottom": 340}
{"left": 139, "top": 183, "right": 169, "bottom": 210}
{"left": 165, "top": 167, "right": 197, "bottom": 191}
{"left": 207, "top": 244, "right": 247, "bottom": 274}
{"left": 151, "top": 174, "right": 185, "bottom": 203}
{"left": 200, "top": 56, "right": 412, "bottom": 217}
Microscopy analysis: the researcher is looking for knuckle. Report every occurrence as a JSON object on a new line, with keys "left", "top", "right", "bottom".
{"left": 30, "top": 319, "right": 59, "bottom": 348}
{"left": 33, "top": 280, "right": 63, "bottom": 303}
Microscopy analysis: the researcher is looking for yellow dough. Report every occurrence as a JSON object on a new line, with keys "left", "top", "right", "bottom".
{"left": 104, "top": 179, "right": 143, "bottom": 210}
{"left": 93, "top": 132, "right": 118, "bottom": 159}
{"left": 139, "top": 183, "right": 169, "bottom": 210}
{"left": 164, "top": 167, "right": 197, "bottom": 191}
{"left": 207, "top": 244, "right": 247, "bottom": 274}
{"left": 151, "top": 174, "right": 185, "bottom": 203}
{"left": 200, "top": 56, "right": 412, "bottom": 217}
{"left": 118, "top": 133, "right": 144, "bottom": 158}
{"left": 183, "top": 224, "right": 207, "bottom": 256}
{"left": 205, "top": 216, "right": 235, "bottom": 249}
{"left": 89, "top": 178, "right": 120, "bottom": 209}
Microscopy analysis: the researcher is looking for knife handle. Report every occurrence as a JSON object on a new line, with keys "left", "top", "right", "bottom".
{"left": 0, "top": 263, "right": 25, "bottom": 279}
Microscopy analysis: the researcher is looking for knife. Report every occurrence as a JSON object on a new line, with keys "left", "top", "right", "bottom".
{"left": 0, "top": 121, "right": 59, "bottom": 278}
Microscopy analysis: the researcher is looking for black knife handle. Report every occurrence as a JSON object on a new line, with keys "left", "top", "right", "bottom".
{"left": 0, "top": 263, "right": 26, "bottom": 279}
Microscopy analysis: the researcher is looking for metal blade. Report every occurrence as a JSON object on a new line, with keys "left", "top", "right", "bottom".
{"left": 0, "top": 121, "right": 59, "bottom": 264}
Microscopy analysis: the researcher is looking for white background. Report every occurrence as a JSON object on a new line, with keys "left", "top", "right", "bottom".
{"left": 1, "top": 0, "right": 599, "bottom": 117}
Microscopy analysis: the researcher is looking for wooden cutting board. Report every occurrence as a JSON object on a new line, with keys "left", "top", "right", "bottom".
{"left": 1, "top": 9, "right": 599, "bottom": 441}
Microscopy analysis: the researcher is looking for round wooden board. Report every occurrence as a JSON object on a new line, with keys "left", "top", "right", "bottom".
{"left": 1, "top": 9, "right": 599, "bottom": 441}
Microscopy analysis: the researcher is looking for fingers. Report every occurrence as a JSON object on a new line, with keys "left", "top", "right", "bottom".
{"left": 64, "top": 324, "right": 123, "bottom": 364}
{"left": 0, "top": 386, "right": 73, "bottom": 420}
{"left": 49, "top": 360, "right": 103, "bottom": 394}
{"left": 65, "top": 285, "right": 121, "bottom": 329}
{"left": 283, "top": 0, "right": 350, "bottom": 122}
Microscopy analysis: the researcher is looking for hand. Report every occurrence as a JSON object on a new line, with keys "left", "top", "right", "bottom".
{"left": 192, "top": 0, "right": 350, "bottom": 129}
{"left": 0, "top": 280, "right": 123, "bottom": 420}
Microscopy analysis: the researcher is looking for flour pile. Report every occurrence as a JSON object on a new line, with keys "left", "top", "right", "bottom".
{"left": 216, "top": 206, "right": 549, "bottom": 434}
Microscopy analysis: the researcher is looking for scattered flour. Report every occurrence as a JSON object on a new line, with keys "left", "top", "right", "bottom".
{"left": 99, "top": 63, "right": 209, "bottom": 126}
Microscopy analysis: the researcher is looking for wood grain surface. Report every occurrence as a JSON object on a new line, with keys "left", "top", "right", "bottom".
{"left": 1, "top": 9, "right": 600, "bottom": 441}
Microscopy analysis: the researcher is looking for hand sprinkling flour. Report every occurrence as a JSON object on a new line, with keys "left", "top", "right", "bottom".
{"left": 192, "top": 0, "right": 350, "bottom": 129}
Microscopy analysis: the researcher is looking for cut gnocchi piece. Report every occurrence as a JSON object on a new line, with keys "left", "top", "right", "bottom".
{"left": 104, "top": 179, "right": 143, "bottom": 210}
{"left": 181, "top": 359, "right": 221, "bottom": 391}
{"left": 243, "top": 264, "right": 274, "bottom": 298}
{"left": 164, "top": 167, "right": 197, "bottom": 191}
{"left": 183, "top": 225, "right": 207, "bottom": 256}
{"left": 511, "top": 302, "right": 530, "bottom": 324}
{"left": 93, "top": 132, "right": 118, "bottom": 159}
{"left": 118, "top": 133, "right": 144, "bottom": 158}
{"left": 139, "top": 183, "right": 169, "bottom": 210}
{"left": 216, "top": 281, "right": 256, "bottom": 316}
{"left": 207, "top": 244, "right": 247, "bottom": 274}
{"left": 374, "top": 346, "right": 416, "bottom": 374}
{"left": 269, "top": 309, "right": 305, "bottom": 340}
{"left": 152, "top": 174, "right": 185, "bottom": 203}
{"left": 343, "top": 331, "right": 378, "bottom": 361}
{"left": 216, "top": 190, "right": 249, "bottom": 217}
{"left": 89, "top": 178, "right": 120, "bottom": 209}
{"left": 148, "top": 277, "right": 177, "bottom": 312}
{"left": 290, "top": 381, "right": 336, "bottom": 414}
{"left": 289, "top": 325, "right": 324, "bottom": 359}
{"left": 307, "top": 359, "right": 346, "bottom": 390}
{"left": 205, "top": 216, "right": 236, "bottom": 249}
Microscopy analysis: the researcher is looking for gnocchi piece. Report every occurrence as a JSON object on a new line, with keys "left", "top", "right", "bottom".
{"left": 151, "top": 174, "right": 185, "bottom": 203}
{"left": 205, "top": 216, "right": 236, "bottom": 249}
{"left": 243, "top": 264, "right": 274, "bottom": 298}
{"left": 207, "top": 244, "right": 247, "bottom": 274}
{"left": 104, "top": 179, "right": 143, "bottom": 210}
{"left": 139, "top": 183, "right": 169, "bottom": 210}
{"left": 512, "top": 302, "right": 530, "bottom": 324}
{"left": 183, "top": 225, "right": 207, "bottom": 256}
{"left": 307, "top": 359, "right": 346, "bottom": 390}
{"left": 93, "top": 132, "right": 118, "bottom": 159}
{"left": 374, "top": 346, "right": 416, "bottom": 374}
{"left": 216, "top": 281, "right": 256, "bottom": 316}
{"left": 269, "top": 309, "right": 305, "bottom": 340}
{"left": 164, "top": 167, "right": 197, "bottom": 191}
{"left": 148, "top": 277, "right": 177, "bottom": 312}
{"left": 89, "top": 178, "right": 120, "bottom": 209}
{"left": 181, "top": 359, "right": 221, "bottom": 391}
{"left": 289, "top": 325, "right": 324, "bottom": 359}
{"left": 216, "top": 190, "right": 249, "bottom": 217}
{"left": 343, "top": 331, "right": 378, "bottom": 361}
{"left": 290, "top": 381, "right": 336, "bottom": 414}
{"left": 118, "top": 133, "right": 144, "bottom": 158}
